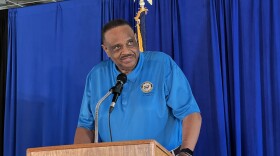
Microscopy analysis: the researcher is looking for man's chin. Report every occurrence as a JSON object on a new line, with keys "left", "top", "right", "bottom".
{"left": 119, "top": 64, "right": 136, "bottom": 72}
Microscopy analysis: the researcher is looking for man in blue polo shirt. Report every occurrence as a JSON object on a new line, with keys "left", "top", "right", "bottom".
{"left": 74, "top": 19, "right": 202, "bottom": 156}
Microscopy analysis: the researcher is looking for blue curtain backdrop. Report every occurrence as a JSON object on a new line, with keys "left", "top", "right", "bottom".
{"left": 4, "top": 0, "right": 280, "bottom": 156}
{"left": 4, "top": 1, "right": 102, "bottom": 156}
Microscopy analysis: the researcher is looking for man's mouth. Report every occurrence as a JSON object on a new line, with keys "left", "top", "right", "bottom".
{"left": 120, "top": 55, "right": 134, "bottom": 62}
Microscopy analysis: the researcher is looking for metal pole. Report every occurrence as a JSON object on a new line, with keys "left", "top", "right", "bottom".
{"left": 94, "top": 90, "right": 112, "bottom": 143}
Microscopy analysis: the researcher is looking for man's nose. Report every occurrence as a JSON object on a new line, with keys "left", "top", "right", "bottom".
{"left": 121, "top": 45, "right": 132, "bottom": 54}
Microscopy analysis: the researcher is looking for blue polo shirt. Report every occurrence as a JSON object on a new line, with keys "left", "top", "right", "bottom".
{"left": 77, "top": 51, "right": 200, "bottom": 150}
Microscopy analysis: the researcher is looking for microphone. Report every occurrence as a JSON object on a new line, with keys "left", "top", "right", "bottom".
{"left": 109, "top": 73, "right": 127, "bottom": 113}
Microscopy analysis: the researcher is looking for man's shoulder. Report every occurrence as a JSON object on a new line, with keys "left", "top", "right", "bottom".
{"left": 143, "top": 51, "right": 173, "bottom": 65}
{"left": 88, "top": 59, "right": 111, "bottom": 76}
{"left": 143, "top": 51, "right": 172, "bottom": 61}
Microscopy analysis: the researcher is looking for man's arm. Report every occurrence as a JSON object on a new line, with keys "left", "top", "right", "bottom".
{"left": 181, "top": 112, "right": 202, "bottom": 151}
{"left": 74, "top": 127, "right": 94, "bottom": 144}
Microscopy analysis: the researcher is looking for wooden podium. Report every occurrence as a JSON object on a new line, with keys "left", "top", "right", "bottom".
{"left": 27, "top": 140, "right": 172, "bottom": 156}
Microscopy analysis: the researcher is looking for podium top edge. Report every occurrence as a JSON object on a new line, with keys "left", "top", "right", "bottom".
{"left": 26, "top": 139, "right": 166, "bottom": 153}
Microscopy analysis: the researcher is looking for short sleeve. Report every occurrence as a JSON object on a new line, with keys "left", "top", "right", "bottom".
{"left": 77, "top": 74, "right": 94, "bottom": 130}
{"left": 164, "top": 59, "right": 200, "bottom": 120}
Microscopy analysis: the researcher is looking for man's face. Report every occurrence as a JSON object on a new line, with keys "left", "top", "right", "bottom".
{"left": 102, "top": 25, "right": 140, "bottom": 74}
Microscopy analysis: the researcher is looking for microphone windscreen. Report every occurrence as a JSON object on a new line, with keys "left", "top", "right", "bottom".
{"left": 117, "top": 73, "right": 127, "bottom": 84}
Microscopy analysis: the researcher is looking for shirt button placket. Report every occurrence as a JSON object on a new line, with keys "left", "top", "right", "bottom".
{"left": 121, "top": 81, "right": 128, "bottom": 108}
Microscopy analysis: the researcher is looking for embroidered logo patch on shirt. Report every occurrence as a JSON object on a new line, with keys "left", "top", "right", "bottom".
{"left": 141, "top": 81, "right": 153, "bottom": 93}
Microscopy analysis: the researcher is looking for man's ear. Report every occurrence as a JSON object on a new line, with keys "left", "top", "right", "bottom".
{"left": 102, "top": 44, "right": 110, "bottom": 57}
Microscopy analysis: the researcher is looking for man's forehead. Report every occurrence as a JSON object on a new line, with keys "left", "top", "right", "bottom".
{"left": 104, "top": 27, "right": 134, "bottom": 45}
{"left": 105, "top": 25, "right": 133, "bottom": 37}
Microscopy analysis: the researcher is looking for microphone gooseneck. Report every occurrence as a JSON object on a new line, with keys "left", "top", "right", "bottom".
{"left": 95, "top": 73, "right": 127, "bottom": 143}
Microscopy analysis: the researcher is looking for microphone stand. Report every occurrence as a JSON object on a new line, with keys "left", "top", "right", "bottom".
{"left": 94, "top": 89, "right": 112, "bottom": 143}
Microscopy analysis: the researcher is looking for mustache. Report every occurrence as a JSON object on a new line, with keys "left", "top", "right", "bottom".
{"left": 120, "top": 54, "right": 135, "bottom": 60}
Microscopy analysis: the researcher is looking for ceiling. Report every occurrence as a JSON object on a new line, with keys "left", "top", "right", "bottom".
{"left": 0, "top": 0, "right": 61, "bottom": 10}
